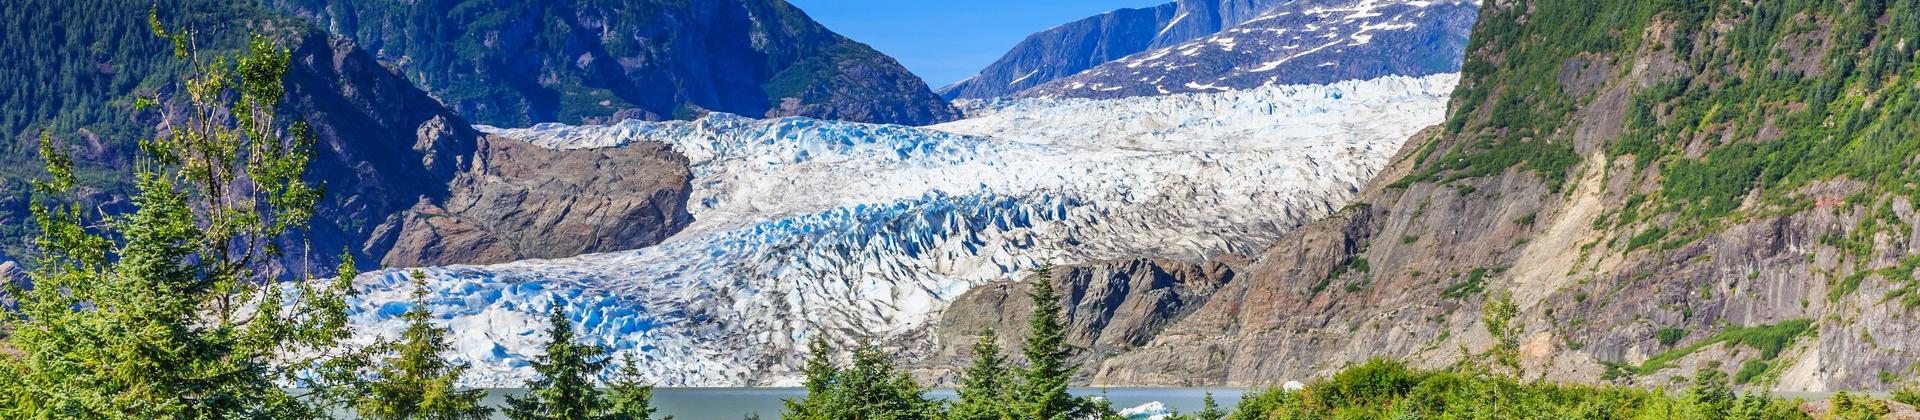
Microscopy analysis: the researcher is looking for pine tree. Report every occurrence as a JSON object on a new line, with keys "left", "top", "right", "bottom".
{"left": 356, "top": 270, "right": 492, "bottom": 420}
{"left": 948, "top": 328, "right": 1012, "bottom": 420}
{"left": 1014, "top": 263, "right": 1084, "bottom": 420}
{"left": 1194, "top": 392, "right": 1228, "bottom": 420}
{"left": 506, "top": 304, "right": 612, "bottom": 420}
{"left": 606, "top": 353, "right": 664, "bottom": 420}
{"left": 0, "top": 16, "right": 354, "bottom": 418}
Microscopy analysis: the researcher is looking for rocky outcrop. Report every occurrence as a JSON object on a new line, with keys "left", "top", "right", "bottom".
{"left": 280, "top": 33, "right": 483, "bottom": 272}
{"left": 271, "top": 0, "right": 957, "bottom": 126}
{"left": 939, "top": 0, "right": 1293, "bottom": 99}
{"left": 1019, "top": 1, "right": 1478, "bottom": 99}
{"left": 922, "top": 258, "right": 1239, "bottom": 383}
{"left": 998, "top": 0, "right": 1920, "bottom": 393}
{"left": 377, "top": 135, "right": 693, "bottom": 268}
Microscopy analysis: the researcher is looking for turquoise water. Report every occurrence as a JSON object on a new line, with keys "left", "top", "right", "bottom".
{"left": 477, "top": 387, "right": 1244, "bottom": 419}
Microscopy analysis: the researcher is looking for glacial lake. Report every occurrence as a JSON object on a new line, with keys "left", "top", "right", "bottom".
{"left": 476, "top": 387, "right": 1245, "bottom": 419}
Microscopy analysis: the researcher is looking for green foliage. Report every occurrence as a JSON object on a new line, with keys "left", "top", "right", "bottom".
{"left": 1893, "top": 382, "right": 1920, "bottom": 407}
{"left": 1234, "top": 359, "right": 1808, "bottom": 419}
{"left": 506, "top": 306, "right": 611, "bottom": 420}
{"left": 0, "top": 0, "right": 295, "bottom": 260}
{"left": 605, "top": 354, "right": 664, "bottom": 420}
{"left": 1193, "top": 393, "right": 1227, "bottom": 420}
{"left": 1015, "top": 263, "right": 1093, "bottom": 420}
{"left": 780, "top": 339, "right": 940, "bottom": 420}
{"left": 1658, "top": 327, "right": 1690, "bottom": 347}
{"left": 0, "top": 23, "right": 356, "bottom": 418}
{"left": 1441, "top": 267, "right": 1490, "bottom": 299}
{"left": 356, "top": 271, "right": 492, "bottom": 420}
{"left": 1481, "top": 292, "right": 1522, "bottom": 374}
{"left": 1610, "top": 319, "right": 1814, "bottom": 377}
{"left": 948, "top": 328, "right": 1013, "bottom": 420}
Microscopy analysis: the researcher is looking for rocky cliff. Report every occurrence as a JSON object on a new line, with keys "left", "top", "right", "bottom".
{"left": 942, "top": 0, "right": 1920, "bottom": 392}
{"left": 0, "top": 0, "right": 695, "bottom": 272}
{"left": 284, "top": 32, "right": 697, "bottom": 270}
{"left": 375, "top": 134, "right": 692, "bottom": 268}
{"left": 270, "top": 0, "right": 957, "bottom": 127}
{"left": 938, "top": 0, "right": 1292, "bottom": 99}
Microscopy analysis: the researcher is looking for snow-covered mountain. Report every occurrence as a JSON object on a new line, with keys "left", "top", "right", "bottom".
{"left": 938, "top": 0, "right": 1297, "bottom": 100}
{"left": 342, "top": 74, "right": 1459, "bottom": 387}
{"left": 1022, "top": 0, "right": 1477, "bottom": 99}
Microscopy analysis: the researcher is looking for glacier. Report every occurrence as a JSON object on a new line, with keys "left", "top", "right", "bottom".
{"left": 341, "top": 74, "right": 1459, "bottom": 387}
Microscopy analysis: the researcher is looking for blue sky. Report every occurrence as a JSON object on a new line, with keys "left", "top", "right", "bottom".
{"left": 787, "top": 0, "right": 1168, "bottom": 88}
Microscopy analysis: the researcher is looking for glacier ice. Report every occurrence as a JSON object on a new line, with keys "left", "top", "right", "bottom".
{"left": 341, "top": 74, "right": 1459, "bottom": 387}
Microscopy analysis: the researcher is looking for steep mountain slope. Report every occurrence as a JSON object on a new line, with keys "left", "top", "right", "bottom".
{"left": 938, "top": 0, "right": 1292, "bottom": 99}
{"left": 0, "top": 0, "right": 694, "bottom": 272}
{"left": 268, "top": 0, "right": 957, "bottom": 127}
{"left": 345, "top": 74, "right": 1457, "bottom": 386}
{"left": 989, "top": 0, "right": 1920, "bottom": 392}
{"left": 1021, "top": 0, "right": 1478, "bottom": 99}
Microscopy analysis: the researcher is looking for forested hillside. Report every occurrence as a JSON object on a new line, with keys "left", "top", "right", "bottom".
{"left": 0, "top": 0, "right": 288, "bottom": 260}
{"left": 267, "top": 0, "right": 958, "bottom": 126}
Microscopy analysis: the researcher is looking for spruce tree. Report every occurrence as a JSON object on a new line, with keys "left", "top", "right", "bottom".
{"left": 783, "top": 337, "right": 838, "bottom": 419}
{"left": 606, "top": 353, "right": 663, "bottom": 420}
{"left": 506, "top": 305, "right": 611, "bottom": 420}
{"left": 1014, "top": 264, "right": 1083, "bottom": 420}
{"left": 356, "top": 271, "right": 491, "bottom": 420}
{"left": 0, "top": 18, "right": 354, "bottom": 418}
{"left": 1194, "top": 392, "right": 1227, "bottom": 420}
{"left": 782, "top": 339, "right": 939, "bottom": 419}
{"left": 948, "top": 328, "right": 1012, "bottom": 420}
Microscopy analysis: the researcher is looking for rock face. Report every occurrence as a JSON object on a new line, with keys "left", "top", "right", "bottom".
{"left": 925, "top": 258, "right": 1239, "bottom": 382}
{"left": 939, "top": 0, "right": 1294, "bottom": 99}
{"left": 1019, "top": 0, "right": 1478, "bottom": 99}
{"left": 377, "top": 135, "right": 693, "bottom": 268}
{"left": 280, "top": 33, "right": 483, "bottom": 272}
{"left": 270, "top": 0, "right": 957, "bottom": 126}
{"left": 985, "top": 0, "right": 1920, "bottom": 393}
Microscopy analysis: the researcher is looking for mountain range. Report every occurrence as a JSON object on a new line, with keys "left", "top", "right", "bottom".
{"left": 5, "top": 0, "right": 1919, "bottom": 395}
{"left": 941, "top": 0, "right": 1478, "bottom": 100}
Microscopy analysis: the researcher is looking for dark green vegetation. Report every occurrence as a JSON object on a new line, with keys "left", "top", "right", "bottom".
{"left": 265, "top": 0, "right": 955, "bottom": 126}
{"left": 0, "top": 21, "right": 354, "bottom": 417}
{"left": 1603, "top": 320, "right": 1815, "bottom": 381}
{"left": 0, "top": 0, "right": 290, "bottom": 259}
{"left": 0, "top": 17, "right": 660, "bottom": 418}
{"left": 1231, "top": 359, "right": 1815, "bottom": 419}
{"left": 505, "top": 306, "right": 661, "bottom": 420}
{"left": 783, "top": 265, "right": 1121, "bottom": 420}
{"left": 357, "top": 271, "right": 493, "bottom": 420}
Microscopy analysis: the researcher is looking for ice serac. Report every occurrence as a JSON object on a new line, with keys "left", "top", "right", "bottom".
{"left": 1021, "top": 0, "right": 1478, "bottom": 99}
{"left": 343, "top": 74, "right": 1457, "bottom": 387}
{"left": 939, "top": 0, "right": 1296, "bottom": 100}
{"left": 269, "top": 0, "right": 957, "bottom": 126}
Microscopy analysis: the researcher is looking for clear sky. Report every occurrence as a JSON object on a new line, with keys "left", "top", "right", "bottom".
{"left": 787, "top": 0, "right": 1169, "bottom": 88}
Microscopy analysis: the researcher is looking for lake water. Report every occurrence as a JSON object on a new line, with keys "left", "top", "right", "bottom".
{"left": 477, "top": 387, "right": 1245, "bottom": 419}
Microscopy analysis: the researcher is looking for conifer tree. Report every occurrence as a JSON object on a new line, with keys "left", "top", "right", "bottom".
{"left": 1194, "top": 392, "right": 1228, "bottom": 420}
{"left": 506, "top": 305, "right": 611, "bottom": 420}
{"left": 357, "top": 271, "right": 491, "bottom": 420}
{"left": 606, "top": 353, "right": 664, "bottom": 420}
{"left": 783, "top": 337, "right": 838, "bottom": 419}
{"left": 949, "top": 328, "right": 1012, "bottom": 420}
{"left": 0, "top": 15, "right": 354, "bottom": 418}
{"left": 1014, "top": 264, "right": 1084, "bottom": 420}
{"left": 782, "top": 339, "right": 939, "bottom": 419}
